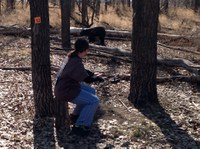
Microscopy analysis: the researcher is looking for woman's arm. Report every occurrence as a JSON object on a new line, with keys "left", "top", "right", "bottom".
{"left": 84, "top": 69, "right": 104, "bottom": 83}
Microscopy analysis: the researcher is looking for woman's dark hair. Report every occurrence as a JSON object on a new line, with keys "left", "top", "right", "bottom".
{"left": 68, "top": 38, "right": 89, "bottom": 58}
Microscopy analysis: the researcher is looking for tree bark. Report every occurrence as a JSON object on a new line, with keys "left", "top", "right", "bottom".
{"left": 60, "top": 0, "right": 71, "bottom": 49}
{"left": 55, "top": 100, "right": 70, "bottom": 130}
{"left": 105, "top": 0, "right": 109, "bottom": 11}
{"left": 129, "top": 0, "right": 159, "bottom": 107}
{"left": 0, "top": 0, "right": 1, "bottom": 15}
{"left": 6, "top": 0, "right": 15, "bottom": 11}
{"left": 194, "top": 0, "right": 200, "bottom": 13}
{"left": 94, "top": 0, "right": 100, "bottom": 17}
{"left": 82, "top": 0, "right": 88, "bottom": 26}
{"left": 30, "top": 0, "right": 54, "bottom": 117}
{"left": 160, "top": 0, "right": 168, "bottom": 14}
{"left": 71, "top": 0, "right": 75, "bottom": 11}
{"left": 127, "top": 0, "right": 131, "bottom": 7}
{"left": 51, "top": 0, "right": 58, "bottom": 6}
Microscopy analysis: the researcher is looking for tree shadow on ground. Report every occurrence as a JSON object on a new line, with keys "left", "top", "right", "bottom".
{"left": 138, "top": 103, "right": 200, "bottom": 148}
{"left": 33, "top": 117, "right": 56, "bottom": 149}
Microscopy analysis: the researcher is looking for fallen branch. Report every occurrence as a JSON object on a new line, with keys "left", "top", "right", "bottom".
{"left": 117, "top": 98, "right": 131, "bottom": 112}
{"left": 1, "top": 66, "right": 199, "bottom": 84}
{"left": 157, "top": 32, "right": 199, "bottom": 38}
{"left": 119, "top": 74, "right": 200, "bottom": 84}
{"left": 2, "top": 25, "right": 200, "bottom": 43}
{"left": 92, "top": 45, "right": 200, "bottom": 75}
{"left": 90, "top": 45, "right": 200, "bottom": 75}
{"left": 50, "top": 44, "right": 131, "bottom": 56}
{"left": 0, "top": 66, "right": 31, "bottom": 71}
{"left": 0, "top": 25, "right": 59, "bottom": 38}
{"left": 69, "top": 27, "right": 132, "bottom": 38}
{"left": 70, "top": 27, "right": 200, "bottom": 41}
{"left": 50, "top": 45, "right": 200, "bottom": 75}
{"left": 90, "top": 44, "right": 131, "bottom": 56}
{"left": 157, "top": 56, "right": 200, "bottom": 75}
{"left": 0, "top": 26, "right": 30, "bottom": 38}
{"left": 88, "top": 51, "right": 131, "bottom": 63}
{"left": 0, "top": 65, "right": 59, "bottom": 71}
{"left": 156, "top": 75, "right": 200, "bottom": 83}
{"left": 158, "top": 42, "right": 200, "bottom": 55}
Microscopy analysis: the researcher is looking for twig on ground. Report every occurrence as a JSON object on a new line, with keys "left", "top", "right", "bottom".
{"left": 117, "top": 98, "right": 131, "bottom": 112}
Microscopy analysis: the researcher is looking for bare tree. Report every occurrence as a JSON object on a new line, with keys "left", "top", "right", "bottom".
{"left": 88, "top": 0, "right": 100, "bottom": 24}
{"left": 50, "top": 0, "right": 58, "bottom": 6}
{"left": 160, "top": 0, "right": 168, "bottom": 14}
{"left": 60, "top": 0, "right": 71, "bottom": 49}
{"left": 54, "top": 0, "right": 71, "bottom": 130}
{"left": 0, "top": 0, "right": 2, "bottom": 15}
{"left": 20, "top": 0, "right": 24, "bottom": 8}
{"left": 82, "top": 0, "right": 88, "bottom": 26}
{"left": 71, "top": 0, "right": 75, "bottom": 11}
{"left": 105, "top": 0, "right": 110, "bottom": 11}
{"left": 194, "top": 0, "right": 200, "bottom": 13}
{"left": 127, "top": 0, "right": 131, "bottom": 7}
{"left": 26, "top": 0, "right": 29, "bottom": 7}
{"left": 129, "top": 0, "right": 159, "bottom": 107}
{"left": 29, "top": 0, "right": 54, "bottom": 117}
{"left": 94, "top": 0, "right": 100, "bottom": 17}
{"left": 6, "top": 0, "right": 15, "bottom": 12}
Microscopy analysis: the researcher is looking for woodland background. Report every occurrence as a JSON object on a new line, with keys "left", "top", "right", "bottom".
{"left": 0, "top": 0, "right": 200, "bottom": 148}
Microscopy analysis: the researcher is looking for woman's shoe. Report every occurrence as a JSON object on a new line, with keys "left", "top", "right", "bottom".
{"left": 71, "top": 125, "right": 90, "bottom": 137}
{"left": 69, "top": 114, "right": 79, "bottom": 125}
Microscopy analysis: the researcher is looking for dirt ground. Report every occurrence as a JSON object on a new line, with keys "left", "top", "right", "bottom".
{"left": 0, "top": 24, "right": 200, "bottom": 149}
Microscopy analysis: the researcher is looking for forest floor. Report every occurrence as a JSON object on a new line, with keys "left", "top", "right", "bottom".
{"left": 0, "top": 23, "right": 200, "bottom": 148}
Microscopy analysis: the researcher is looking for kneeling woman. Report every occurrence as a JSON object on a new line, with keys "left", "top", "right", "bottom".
{"left": 54, "top": 38, "right": 100, "bottom": 136}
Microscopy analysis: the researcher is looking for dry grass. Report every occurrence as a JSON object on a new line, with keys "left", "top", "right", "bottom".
{"left": 100, "top": 6, "right": 132, "bottom": 30}
{"left": 0, "top": 4, "right": 199, "bottom": 33}
{"left": 173, "top": 8, "right": 200, "bottom": 22}
{"left": 159, "top": 8, "right": 200, "bottom": 33}
{"left": 49, "top": 7, "right": 61, "bottom": 28}
{"left": 0, "top": 5, "right": 30, "bottom": 26}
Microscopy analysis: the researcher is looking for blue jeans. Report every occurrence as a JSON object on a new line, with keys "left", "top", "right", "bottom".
{"left": 71, "top": 83, "right": 99, "bottom": 127}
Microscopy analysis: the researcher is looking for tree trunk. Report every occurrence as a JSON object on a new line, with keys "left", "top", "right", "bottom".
{"left": 129, "top": 0, "right": 159, "bottom": 107}
{"left": 30, "top": 0, "right": 54, "bottom": 117}
{"left": 82, "top": 0, "right": 88, "bottom": 26}
{"left": 105, "top": 1, "right": 108, "bottom": 11}
{"left": 0, "top": 0, "right": 1, "bottom": 15}
{"left": 6, "top": 0, "right": 15, "bottom": 12}
{"left": 60, "top": 0, "right": 71, "bottom": 49}
{"left": 55, "top": 100, "right": 70, "bottom": 130}
{"left": 160, "top": 0, "right": 168, "bottom": 14}
{"left": 127, "top": 0, "right": 131, "bottom": 7}
{"left": 51, "top": 0, "right": 58, "bottom": 6}
{"left": 21, "top": 0, "right": 24, "bottom": 8}
{"left": 57, "top": 0, "right": 71, "bottom": 130}
{"left": 26, "top": 0, "right": 29, "bottom": 7}
{"left": 95, "top": 0, "right": 100, "bottom": 17}
{"left": 71, "top": 0, "right": 75, "bottom": 11}
{"left": 194, "top": 0, "right": 200, "bottom": 13}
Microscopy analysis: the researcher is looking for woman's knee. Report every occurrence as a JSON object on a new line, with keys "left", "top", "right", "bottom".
{"left": 81, "top": 83, "right": 96, "bottom": 94}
